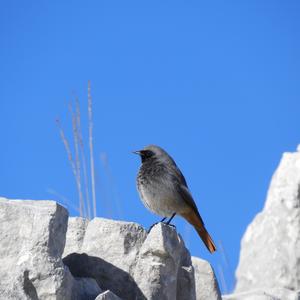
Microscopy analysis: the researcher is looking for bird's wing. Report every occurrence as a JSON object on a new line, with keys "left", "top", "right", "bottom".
{"left": 169, "top": 162, "right": 188, "bottom": 187}
{"left": 176, "top": 183, "right": 205, "bottom": 226}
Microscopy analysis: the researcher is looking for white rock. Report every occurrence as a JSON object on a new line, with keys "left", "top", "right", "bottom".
{"left": 234, "top": 148, "right": 300, "bottom": 296}
{"left": 63, "top": 217, "right": 148, "bottom": 299}
{"left": 95, "top": 290, "right": 122, "bottom": 300}
{"left": 0, "top": 198, "right": 220, "bottom": 299}
{"left": 0, "top": 198, "right": 71, "bottom": 300}
{"left": 81, "top": 218, "right": 147, "bottom": 272}
{"left": 222, "top": 290, "right": 278, "bottom": 300}
{"left": 192, "top": 257, "right": 221, "bottom": 300}
{"left": 63, "top": 217, "right": 89, "bottom": 257}
{"left": 0, "top": 198, "right": 102, "bottom": 300}
{"left": 133, "top": 222, "right": 196, "bottom": 300}
{"left": 63, "top": 218, "right": 220, "bottom": 300}
{"left": 223, "top": 288, "right": 300, "bottom": 300}
{"left": 177, "top": 249, "right": 196, "bottom": 300}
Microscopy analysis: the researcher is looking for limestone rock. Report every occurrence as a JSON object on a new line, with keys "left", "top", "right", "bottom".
{"left": 133, "top": 223, "right": 196, "bottom": 300}
{"left": 0, "top": 198, "right": 220, "bottom": 300}
{"left": 64, "top": 218, "right": 220, "bottom": 300}
{"left": 177, "top": 249, "right": 196, "bottom": 300}
{"left": 223, "top": 288, "right": 300, "bottom": 300}
{"left": 81, "top": 218, "right": 147, "bottom": 274}
{"left": 0, "top": 198, "right": 102, "bottom": 300}
{"left": 234, "top": 147, "right": 300, "bottom": 296}
{"left": 0, "top": 198, "right": 71, "bottom": 300}
{"left": 63, "top": 217, "right": 89, "bottom": 257}
{"left": 72, "top": 277, "right": 102, "bottom": 300}
{"left": 95, "top": 290, "right": 122, "bottom": 300}
{"left": 192, "top": 257, "right": 221, "bottom": 300}
{"left": 63, "top": 218, "right": 148, "bottom": 299}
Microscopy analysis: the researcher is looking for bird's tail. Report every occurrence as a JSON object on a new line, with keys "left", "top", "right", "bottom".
{"left": 194, "top": 225, "right": 216, "bottom": 253}
{"left": 182, "top": 210, "right": 217, "bottom": 253}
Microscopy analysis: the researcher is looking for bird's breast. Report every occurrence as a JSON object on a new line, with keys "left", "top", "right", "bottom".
{"left": 136, "top": 165, "right": 185, "bottom": 217}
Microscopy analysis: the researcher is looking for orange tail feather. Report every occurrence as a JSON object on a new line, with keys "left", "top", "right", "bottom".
{"left": 194, "top": 225, "right": 216, "bottom": 253}
{"left": 182, "top": 210, "right": 217, "bottom": 253}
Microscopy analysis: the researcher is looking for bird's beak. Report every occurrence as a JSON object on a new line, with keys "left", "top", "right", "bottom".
{"left": 132, "top": 150, "right": 142, "bottom": 155}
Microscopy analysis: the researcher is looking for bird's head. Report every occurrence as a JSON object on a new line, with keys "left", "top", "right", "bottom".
{"left": 133, "top": 145, "right": 167, "bottom": 163}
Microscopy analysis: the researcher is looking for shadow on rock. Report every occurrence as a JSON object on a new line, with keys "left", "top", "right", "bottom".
{"left": 63, "top": 253, "right": 146, "bottom": 300}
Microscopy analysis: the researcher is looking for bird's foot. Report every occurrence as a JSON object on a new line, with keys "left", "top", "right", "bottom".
{"left": 163, "top": 222, "right": 176, "bottom": 229}
{"left": 163, "top": 213, "right": 176, "bottom": 228}
{"left": 148, "top": 221, "right": 176, "bottom": 233}
{"left": 148, "top": 214, "right": 176, "bottom": 233}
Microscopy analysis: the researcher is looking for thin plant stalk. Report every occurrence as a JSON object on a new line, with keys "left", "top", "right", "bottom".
{"left": 88, "top": 80, "right": 97, "bottom": 218}
{"left": 69, "top": 103, "right": 85, "bottom": 217}
{"left": 56, "top": 118, "right": 77, "bottom": 179}
{"left": 218, "top": 240, "right": 235, "bottom": 291}
{"left": 217, "top": 264, "right": 228, "bottom": 294}
{"left": 56, "top": 118, "right": 84, "bottom": 216}
{"left": 75, "top": 98, "right": 91, "bottom": 220}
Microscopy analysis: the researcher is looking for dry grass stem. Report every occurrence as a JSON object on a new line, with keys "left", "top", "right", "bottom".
{"left": 57, "top": 82, "right": 97, "bottom": 219}
{"left": 218, "top": 240, "right": 234, "bottom": 291}
{"left": 217, "top": 264, "right": 228, "bottom": 294}
{"left": 75, "top": 98, "right": 92, "bottom": 219}
{"left": 88, "top": 80, "right": 97, "bottom": 218}
{"left": 69, "top": 103, "right": 85, "bottom": 217}
{"left": 56, "top": 118, "right": 77, "bottom": 179}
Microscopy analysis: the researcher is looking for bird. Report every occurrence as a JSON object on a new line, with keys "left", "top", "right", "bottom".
{"left": 134, "top": 145, "right": 216, "bottom": 253}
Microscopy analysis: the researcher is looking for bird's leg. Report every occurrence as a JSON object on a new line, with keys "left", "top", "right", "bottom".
{"left": 166, "top": 213, "right": 176, "bottom": 224}
{"left": 147, "top": 217, "right": 167, "bottom": 233}
{"left": 165, "top": 213, "right": 176, "bottom": 228}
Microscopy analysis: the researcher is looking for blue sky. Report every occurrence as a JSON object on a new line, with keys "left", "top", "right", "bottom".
{"left": 1, "top": 0, "right": 300, "bottom": 293}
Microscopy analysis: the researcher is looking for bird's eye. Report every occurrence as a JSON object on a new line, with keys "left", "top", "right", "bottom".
{"left": 142, "top": 150, "right": 153, "bottom": 158}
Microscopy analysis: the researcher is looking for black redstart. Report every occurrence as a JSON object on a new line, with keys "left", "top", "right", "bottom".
{"left": 134, "top": 145, "right": 216, "bottom": 253}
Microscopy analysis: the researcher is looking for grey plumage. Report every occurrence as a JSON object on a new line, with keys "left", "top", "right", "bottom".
{"left": 134, "top": 145, "right": 216, "bottom": 253}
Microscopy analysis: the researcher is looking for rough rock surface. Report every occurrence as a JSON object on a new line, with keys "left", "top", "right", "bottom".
{"left": 192, "top": 257, "right": 221, "bottom": 300}
{"left": 0, "top": 197, "right": 220, "bottom": 300}
{"left": 0, "top": 198, "right": 72, "bottom": 299}
{"left": 233, "top": 147, "right": 300, "bottom": 298}
{"left": 223, "top": 288, "right": 300, "bottom": 300}
{"left": 63, "top": 217, "right": 90, "bottom": 257}
{"left": 132, "top": 223, "right": 195, "bottom": 300}
{"left": 63, "top": 218, "right": 148, "bottom": 300}
{"left": 0, "top": 198, "right": 102, "bottom": 300}
{"left": 63, "top": 218, "right": 221, "bottom": 300}
{"left": 95, "top": 290, "right": 122, "bottom": 300}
